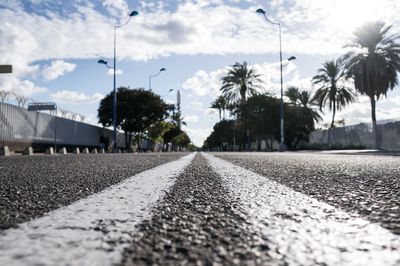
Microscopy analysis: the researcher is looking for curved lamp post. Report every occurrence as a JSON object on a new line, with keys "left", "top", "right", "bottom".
{"left": 149, "top": 68, "right": 166, "bottom": 90}
{"left": 257, "top": 8, "right": 289, "bottom": 152}
{"left": 98, "top": 10, "right": 139, "bottom": 152}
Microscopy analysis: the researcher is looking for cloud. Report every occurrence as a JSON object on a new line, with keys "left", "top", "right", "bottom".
{"left": 50, "top": 90, "right": 104, "bottom": 104}
{"left": 316, "top": 94, "right": 400, "bottom": 127}
{"left": 182, "top": 125, "right": 212, "bottom": 147}
{"left": 102, "top": 0, "right": 128, "bottom": 17}
{"left": 184, "top": 115, "right": 199, "bottom": 123}
{"left": 42, "top": 60, "right": 76, "bottom": 81}
{"left": 182, "top": 68, "right": 227, "bottom": 97}
{"left": 187, "top": 100, "right": 203, "bottom": 111}
{"left": 107, "top": 69, "right": 123, "bottom": 76}
{"left": 182, "top": 61, "right": 302, "bottom": 98}
{"left": 0, "top": 76, "right": 47, "bottom": 97}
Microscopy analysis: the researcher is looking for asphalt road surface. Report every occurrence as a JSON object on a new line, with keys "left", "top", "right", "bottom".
{"left": 0, "top": 152, "right": 399, "bottom": 265}
{"left": 0, "top": 153, "right": 186, "bottom": 229}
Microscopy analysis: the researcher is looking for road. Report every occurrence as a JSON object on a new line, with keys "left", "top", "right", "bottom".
{"left": 0, "top": 152, "right": 399, "bottom": 265}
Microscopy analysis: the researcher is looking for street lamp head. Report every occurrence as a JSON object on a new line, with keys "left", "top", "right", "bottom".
{"left": 129, "top": 11, "right": 139, "bottom": 17}
{"left": 288, "top": 56, "right": 296, "bottom": 61}
{"left": 97, "top": 59, "right": 108, "bottom": 65}
{"left": 160, "top": 68, "right": 166, "bottom": 72}
{"left": 256, "top": 8, "right": 266, "bottom": 14}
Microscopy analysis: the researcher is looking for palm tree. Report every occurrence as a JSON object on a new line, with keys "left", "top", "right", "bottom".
{"left": 285, "top": 86, "right": 301, "bottom": 105}
{"left": 220, "top": 61, "right": 263, "bottom": 105}
{"left": 285, "top": 87, "right": 322, "bottom": 128}
{"left": 220, "top": 61, "right": 262, "bottom": 151}
{"left": 297, "top": 90, "right": 323, "bottom": 128}
{"left": 210, "top": 95, "right": 228, "bottom": 121}
{"left": 342, "top": 21, "right": 400, "bottom": 149}
{"left": 312, "top": 59, "right": 356, "bottom": 128}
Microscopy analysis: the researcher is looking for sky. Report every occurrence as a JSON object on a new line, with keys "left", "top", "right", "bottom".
{"left": 1, "top": 0, "right": 400, "bottom": 146}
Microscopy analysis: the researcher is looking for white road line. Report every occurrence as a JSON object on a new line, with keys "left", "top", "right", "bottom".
{"left": 0, "top": 153, "right": 195, "bottom": 266}
{"left": 204, "top": 153, "right": 400, "bottom": 266}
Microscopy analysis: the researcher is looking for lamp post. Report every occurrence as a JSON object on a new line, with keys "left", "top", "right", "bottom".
{"left": 148, "top": 68, "right": 166, "bottom": 90}
{"left": 98, "top": 10, "right": 139, "bottom": 152}
{"left": 257, "top": 8, "right": 288, "bottom": 152}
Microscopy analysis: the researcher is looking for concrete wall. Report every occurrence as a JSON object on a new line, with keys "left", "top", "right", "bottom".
{"left": 305, "top": 121, "right": 400, "bottom": 150}
{"left": 0, "top": 102, "right": 125, "bottom": 151}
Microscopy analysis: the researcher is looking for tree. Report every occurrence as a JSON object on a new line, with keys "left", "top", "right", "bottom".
{"left": 98, "top": 87, "right": 169, "bottom": 148}
{"left": 285, "top": 86, "right": 301, "bottom": 105}
{"left": 285, "top": 87, "right": 322, "bottom": 134}
{"left": 312, "top": 59, "right": 356, "bottom": 128}
{"left": 342, "top": 21, "right": 400, "bottom": 148}
{"left": 210, "top": 95, "right": 228, "bottom": 121}
{"left": 220, "top": 61, "right": 263, "bottom": 150}
{"left": 163, "top": 125, "right": 191, "bottom": 151}
{"left": 203, "top": 120, "right": 236, "bottom": 151}
{"left": 148, "top": 121, "right": 174, "bottom": 151}
{"left": 220, "top": 61, "right": 263, "bottom": 105}
{"left": 204, "top": 94, "right": 318, "bottom": 151}
{"left": 297, "top": 90, "right": 323, "bottom": 129}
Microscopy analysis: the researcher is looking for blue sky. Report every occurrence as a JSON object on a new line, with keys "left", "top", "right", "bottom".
{"left": 1, "top": 0, "right": 400, "bottom": 146}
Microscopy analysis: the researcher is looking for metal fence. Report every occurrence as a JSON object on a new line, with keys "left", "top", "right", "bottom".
{"left": 0, "top": 102, "right": 125, "bottom": 151}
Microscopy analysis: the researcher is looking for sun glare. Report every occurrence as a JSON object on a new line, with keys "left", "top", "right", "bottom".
{"left": 325, "top": 0, "right": 387, "bottom": 32}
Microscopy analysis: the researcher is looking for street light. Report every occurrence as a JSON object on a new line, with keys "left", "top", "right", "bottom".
{"left": 149, "top": 68, "right": 166, "bottom": 90}
{"left": 257, "top": 7, "right": 287, "bottom": 152}
{"left": 98, "top": 10, "right": 139, "bottom": 152}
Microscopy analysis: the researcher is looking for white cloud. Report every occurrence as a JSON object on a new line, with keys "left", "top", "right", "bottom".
{"left": 42, "top": 60, "right": 76, "bottom": 81}
{"left": 2, "top": 0, "right": 400, "bottom": 72}
{"left": 182, "top": 125, "right": 213, "bottom": 147}
{"left": 182, "top": 68, "right": 226, "bottom": 97}
{"left": 186, "top": 100, "right": 204, "bottom": 111}
{"left": 50, "top": 90, "right": 104, "bottom": 104}
{"left": 184, "top": 115, "right": 199, "bottom": 123}
{"left": 107, "top": 69, "right": 123, "bottom": 76}
{"left": 0, "top": 76, "right": 47, "bottom": 97}
{"left": 182, "top": 61, "right": 303, "bottom": 98}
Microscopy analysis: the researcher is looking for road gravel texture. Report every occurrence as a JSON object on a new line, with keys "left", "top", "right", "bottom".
{"left": 0, "top": 153, "right": 186, "bottom": 230}
{"left": 120, "top": 153, "right": 272, "bottom": 265}
{"left": 215, "top": 152, "right": 400, "bottom": 235}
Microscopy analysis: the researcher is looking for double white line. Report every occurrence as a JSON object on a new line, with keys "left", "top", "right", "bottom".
{"left": 1, "top": 152, "right": 399, "bottom": 265}
{"left": 204, "top": 153, "right": 400, "bottom": 266}
{"left": 0, "top": 153, "right": 195, "bottom": 266}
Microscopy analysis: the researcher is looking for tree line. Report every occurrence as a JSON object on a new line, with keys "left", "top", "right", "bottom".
{"left": 204, "top": 21, "right": 400, "bottom": 150}
{"left": 97, "top": 87, "right": 193, "bottom": 151}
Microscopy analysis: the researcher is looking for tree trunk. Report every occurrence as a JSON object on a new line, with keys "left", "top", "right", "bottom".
{"left": 330, "top": 100, "right": 336, "bottom": 128}
{"left": 370, "top": 96, "right": 381, "bottom": 149}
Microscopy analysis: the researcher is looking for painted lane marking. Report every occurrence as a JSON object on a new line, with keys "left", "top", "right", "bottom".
{"left": 0, "top": 153, "right": 196, "bottom": 266}
{"left": 203, "top": 153, "right": 400, "bottom": 266}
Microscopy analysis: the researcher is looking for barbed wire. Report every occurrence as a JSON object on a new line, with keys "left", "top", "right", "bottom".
{"left": 0, "top": 89, "right": 85, "bottom": 122}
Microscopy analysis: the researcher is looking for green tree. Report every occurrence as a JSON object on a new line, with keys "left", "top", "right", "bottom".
{"left": 342, "top": 21, "right": 400, "bottom": 148}
{"left": 312, "top": 59, "right": 356, "bottom": 128}
{"left": 220, "top": 61, "right": 263, "bottom": 150}
{"left": 210, "top": 95, "right": 228, "bottom": 121}
{"left": 205, "top": 94, "right": 317, "bottom": 151}
{"left": 241, "top": 94, "right": 279, "bottom": 150}
{"left": 98, "top": 87, "right": 169, "bottom": 148}
{"left": 203, "top": 120, "right": 236, "bottom": 151}
{"left": 220, "top": 61, "right": 263, "bottom": 105}
{"left": 285, "top": 86, "right": 301, "bottom": 105}
{"left": 148, "top": 121, "right": 174, "bottom": 150}
{"left": 163, "top": 125, "right": 191, "bottom": 151}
